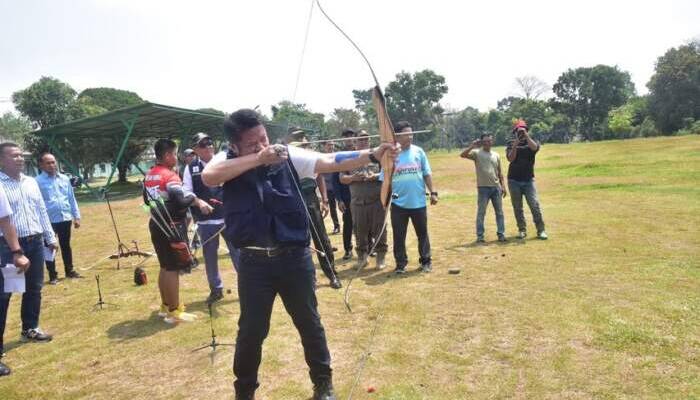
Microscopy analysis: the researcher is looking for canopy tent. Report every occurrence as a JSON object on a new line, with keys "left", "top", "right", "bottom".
{"left": 33, "top": 102, "right": 226, "bottom": 197}
{"left": 32, "top": 101, "right": 323, "bottom": 199}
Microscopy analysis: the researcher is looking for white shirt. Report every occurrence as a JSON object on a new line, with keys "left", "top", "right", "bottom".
{"left": 183, "top": 152, "right": 226, "bottom": 225}
{"left": 208, "top": 145, "right": 320, "bottom": 179}
{"left": 0, "top": 186, "right": 12, "bottom": 219}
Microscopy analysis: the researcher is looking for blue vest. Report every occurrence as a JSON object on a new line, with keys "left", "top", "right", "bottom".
{"left": 188, "top": 159, "right": 225, "bottom": 222}
{"left": 222, "top": 151, "right": 309, "bottom": 248}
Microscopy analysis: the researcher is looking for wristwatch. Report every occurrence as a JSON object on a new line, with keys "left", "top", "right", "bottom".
{"left": 430, "top": 191, "right": 439, "bottom": 197}
{"left": 368, "top": 152, "right": 380, "bottom": 164}
{"left": 11, "top": 248, "right": 24, "bottom": 256}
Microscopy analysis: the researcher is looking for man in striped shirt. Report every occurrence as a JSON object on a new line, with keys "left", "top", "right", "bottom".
{"left": 0, "top": 142, "right": 57, "bottom": 360}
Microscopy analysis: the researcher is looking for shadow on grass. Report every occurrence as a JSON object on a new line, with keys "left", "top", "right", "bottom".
{"left": 107, "top": 311, "right": 175, "bottom": 341}
{"left": 444, "top": 236, "right": 532, "bottom": 251}
{"left": 186, "top": 298, "right": 239, "bottom": 316}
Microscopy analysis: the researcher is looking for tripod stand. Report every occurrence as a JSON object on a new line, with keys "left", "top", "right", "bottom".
{"left": 192, "top": 302, "right": 233, "bottom": 356}
{"left": 104, "top": 190, "right": 152, "bottom": 270}
{"left": 92, "top": 274, "right": 117, "bottom": 311}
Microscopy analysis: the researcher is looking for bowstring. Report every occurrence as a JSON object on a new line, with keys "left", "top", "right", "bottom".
{"left": 292, "top": 0, "right": 315, "bottom": 103}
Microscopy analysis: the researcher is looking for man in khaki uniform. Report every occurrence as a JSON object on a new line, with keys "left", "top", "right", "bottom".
{"left": 339, "top": 130, "right": 387, "bottom": 268}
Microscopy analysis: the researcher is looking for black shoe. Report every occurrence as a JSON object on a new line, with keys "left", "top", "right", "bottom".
{"left": 329, "top": 278, "right": 342, "bottom": 289}
{"left": 313, "top": 379, "right": 337, "bottom": 400}
{"left": 498, "top": 234, "right": 507, "bottom": 242}
{"left": 394, "top": 266, "right": 406, "bottom": 275}
{"left": 48, "top": 278, "right": 59, "bottom": 285}
{"left": 331, "top": 226, "right": 340, "bottom": 235}
{"left": 235, "top": 391, "right": 255, "bottom": 400}
{"left": 21, "top": 328, "right": 53, "bottom": 342}
{"left": 0, "top": 360, "right": 10, "bottom": 377}
{"left": 66, "top": 270, "right": 83, "bottom": 279}
{"left": 420, "top": 262, "right": 432, "bottom": 273}
{"left": 206, "top": 289, "right": 224, "bottom": 305}
{"left": 342, "top": 251, "right": 352, "bottom": 261}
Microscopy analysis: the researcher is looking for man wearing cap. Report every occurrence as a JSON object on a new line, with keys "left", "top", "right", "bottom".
{"left": 506, "top": 120, "right": 548, "bottom": 240}
{"left": 35, "top": 152, "right": 83, "bottom": 283}
{"left": 202, "top": 109, "right": 399, "bottom": 400}
{"left": 339, "top": 130, "right": 387, "bottom": 269}
{"left": 286, "top": 128, "right": 341, "bottom": 289}
{"left": 183, "top": 133, "right": 239, "bottom": 304}
{"left": 179, "top": 149, "right": 196, "bottom": 179}
{"left": 333, "top": 129, "right": 356, "bottom": 260}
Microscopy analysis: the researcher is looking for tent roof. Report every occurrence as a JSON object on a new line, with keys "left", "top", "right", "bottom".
{"left": 33, "top": 102, "right": 225, "bottom": 140}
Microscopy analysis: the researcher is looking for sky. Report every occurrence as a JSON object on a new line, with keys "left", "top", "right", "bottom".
{"left": 1, "top": 0, "right": 698, "bottom": 119}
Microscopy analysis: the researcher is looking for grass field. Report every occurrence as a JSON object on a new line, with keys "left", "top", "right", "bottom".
{"left": 1, "top": 135, "right": 698, "bottom": 399}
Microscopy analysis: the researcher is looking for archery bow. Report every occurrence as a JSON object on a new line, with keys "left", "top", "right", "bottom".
{"left": 313, "top": 0, "right": 398, "bottom": 312}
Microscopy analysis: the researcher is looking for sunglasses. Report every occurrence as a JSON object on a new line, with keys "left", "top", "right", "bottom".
{"left": 197, "top": 139, "right": 214, "bottom": 148}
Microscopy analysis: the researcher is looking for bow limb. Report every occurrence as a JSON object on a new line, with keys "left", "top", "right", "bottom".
{"left": 371, "top": 86, "right": 396, "bottom": 209}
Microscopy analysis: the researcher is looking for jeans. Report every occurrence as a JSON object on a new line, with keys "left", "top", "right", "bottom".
{"left": 391, "top": 205, "right": 431, "bottom": 267}
{"left": 476, "top": 186, "right": 505, "bottom": 238}
{"left": 0, "top": 234, "right": 45, "bottom": 354}
{"left": 197, "top": 223, "right": 238, "bottom": 291}
{"left": 341, "top": 200, "right": 353, "bottom": 252}
{"left": 233, "top": 247, "right": 332, "bottom": 393}
{"left": 45, "top": 220, "right": 74, "bottom": 279}
{"left": 508, "top": 179, "right": 545, "bottom": 233}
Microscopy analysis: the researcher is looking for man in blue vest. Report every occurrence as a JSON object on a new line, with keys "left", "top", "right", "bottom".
{"left": 182, "top": 132, "right": 238, "bottom": 304}
{"left": 203, "top": 109, "right": 399, "bottom": 400}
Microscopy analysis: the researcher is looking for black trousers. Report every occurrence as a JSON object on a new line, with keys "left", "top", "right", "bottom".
{"left": 326, "top": 189, "right": 340, "bottom": 229}
{"left": 45, "top": 220, "right": 74, "bottom": 279}
{"left": 391, "top": 205, "right": 431, "bottom": 267}
{"left": 302, "top": 189, "right": 337, "bottom": 281}
{"left": 234, "top": 248, "right": 332, "bottom": 393}
{"left": 341, "top": 200, "right": 353, "bottom": 252}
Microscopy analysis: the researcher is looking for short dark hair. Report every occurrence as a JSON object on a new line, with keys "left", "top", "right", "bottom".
{"left": 480, "top": 133, "right": 492, "bottom": 140}
{"left": 394, "top": 121, "right": 412, "bottom": 132}
{"left": 224, "top": 109, "right": 263, "bottom": 142}
{"left": 38, "top": 151, "right": 53, "bottom": 164}
{"left": 341, "top": 128, "right": 356, "bottom": 137}
{"left": 0, "top": 142, "right": 20, "bottom": 158}
{"left": 154, "top": 138, "right": 177, "bottom": 160}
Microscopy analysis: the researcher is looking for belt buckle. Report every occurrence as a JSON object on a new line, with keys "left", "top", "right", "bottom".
{"left": 266, "top": 248, "right": 274, "bottom": 257}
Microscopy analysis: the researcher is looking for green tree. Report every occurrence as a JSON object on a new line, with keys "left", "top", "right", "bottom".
{"left": 269, "top": 101, "right": 325, "bottom": 142}
{"left": 385, "top": 69, "right": 448, "bottom": 130}
{"left": 0, "top": 112, "right": 32, "bottom": 142}
{"left": 608, "top": 96, "right": 651, "bottom": 138}
{"left": 77, "top": 88, "right": 146, "bottom": 183}
{"left": 325, "top": 108, "right": 361, "bottom": 137}
{"left": 12, "top": 76, "right": 76, "bottom": 129}
{"left": 647, "top": 41, "right": 700, "bottom": 133}
{"left": 352, "top": 88, "right": 377, "bottom": 129}
{"left": 552, "top": 65, "right": 635, "bottom": 140}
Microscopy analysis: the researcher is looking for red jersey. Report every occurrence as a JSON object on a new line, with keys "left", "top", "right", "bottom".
{"left": 144, "top": 164, "right": 190, "bottom": 221}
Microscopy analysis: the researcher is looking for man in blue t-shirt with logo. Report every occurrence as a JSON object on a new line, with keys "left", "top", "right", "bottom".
{"left": 385, "top": 121, "right": 438, "bottom": 273}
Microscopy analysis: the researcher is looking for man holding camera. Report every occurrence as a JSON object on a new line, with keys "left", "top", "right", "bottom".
{"left": 460, "top": 133, "right": 507, "bottom": 243}
{"left": 506, "top": 120, "right": 547, "bottom": 240}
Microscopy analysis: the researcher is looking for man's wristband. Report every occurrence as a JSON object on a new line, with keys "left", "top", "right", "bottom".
{"left": 11, "top": 249, "right": 24, "bottom": 256}
{"left": 430, "top": 191, "right": 438, "bottom": 196}
{"left": 368, "top": 152, "right": 380, "bottom": 164}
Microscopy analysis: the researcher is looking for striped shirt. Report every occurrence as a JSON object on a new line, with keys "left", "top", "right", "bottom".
{"left": 0, "top": 171, "right": 57, "bottom": 244}
{"left": 36, "top": 171, "right": 81, "bottom": 223}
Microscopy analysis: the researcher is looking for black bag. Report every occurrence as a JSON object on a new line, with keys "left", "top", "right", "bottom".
{"left": 134, "top": 267, "right": 148, "bottom": 285}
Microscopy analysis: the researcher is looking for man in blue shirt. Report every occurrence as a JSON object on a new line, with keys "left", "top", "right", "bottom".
{"left": 36, "top": 153, "right": 82, "bottom": 283}
{"left": 386, "top": 121, "right": 438, "bottom": 273}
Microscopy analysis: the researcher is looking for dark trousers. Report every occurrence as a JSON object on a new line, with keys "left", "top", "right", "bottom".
{"left": 326, "top": 190, "right": 340, "bottom": 229}
{"left": 341, "top": 200, "right": 353, "bottom": 252}
{"left": 197, "top": 222, "right": 238, "bottom": 290}
{"left": 45, "top": 220, "right": 74, "bottom": 279}
{"left": 233, "top": 248, "right": 332, "bottom": 393}
{"left": 302, "top": 190, "right": 337, "bottom": 281}
{"left": 391, "top": 205, "right": 431, "bottom": 267}
{"left": 0, "top": 234, "right": 45, "bottom": 354}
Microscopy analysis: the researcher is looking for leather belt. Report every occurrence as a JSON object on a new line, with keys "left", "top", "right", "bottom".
{"left": 240, "top": 246, "right": 304, "bottom": 258}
